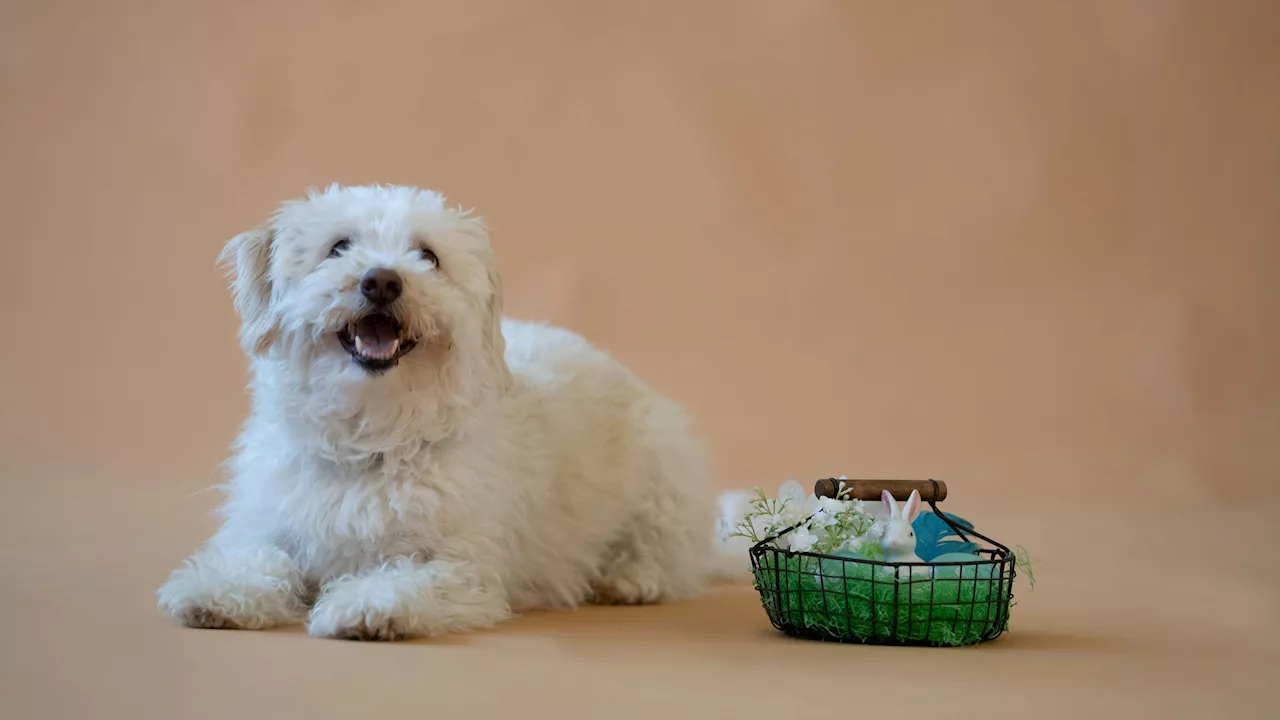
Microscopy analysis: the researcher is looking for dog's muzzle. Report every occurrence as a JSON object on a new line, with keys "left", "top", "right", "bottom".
{"left": 336, "top": 268, "right": 420, "bottom": 372}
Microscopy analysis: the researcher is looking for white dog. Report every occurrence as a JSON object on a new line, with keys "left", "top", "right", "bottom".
{"left": 157, "top": 184, "right": 723, "bottom": 640}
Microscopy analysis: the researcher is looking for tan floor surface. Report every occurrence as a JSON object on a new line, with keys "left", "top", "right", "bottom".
{"left": 4, "top": 484, "right": 1278, "bottom": 718}
{"left": 3, "top": 1, "right": 1280, "bottom": 718}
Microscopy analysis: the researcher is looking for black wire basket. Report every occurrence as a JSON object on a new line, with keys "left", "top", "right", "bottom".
{"left": 749, "top": 479, "right": 1016, "bottom": 647}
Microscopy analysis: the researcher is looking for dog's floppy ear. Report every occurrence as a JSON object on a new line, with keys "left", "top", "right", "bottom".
{"left": 217, "top": 226, "right": 280, "bottom": 355}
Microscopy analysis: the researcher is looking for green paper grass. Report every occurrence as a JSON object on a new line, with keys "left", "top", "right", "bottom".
{"left": 752, "top": 552, "right": 1013, "bottom": 646}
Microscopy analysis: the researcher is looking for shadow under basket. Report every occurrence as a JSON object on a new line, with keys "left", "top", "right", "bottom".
{"left": 749, "top": 479, "right": 1016, "bottom": 647}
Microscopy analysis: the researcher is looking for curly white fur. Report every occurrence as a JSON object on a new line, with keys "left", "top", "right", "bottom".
{"left": 158, "top": 185, "right": 725, "bottom": 640}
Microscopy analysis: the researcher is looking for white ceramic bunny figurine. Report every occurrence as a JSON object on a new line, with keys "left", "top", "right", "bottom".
{"left": 878, "top": 489, "right": 925, "bottom": 568}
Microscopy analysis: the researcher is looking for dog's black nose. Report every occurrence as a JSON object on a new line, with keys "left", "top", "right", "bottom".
{"left": 360, "top": 268, "right": 403, "bottom": 306}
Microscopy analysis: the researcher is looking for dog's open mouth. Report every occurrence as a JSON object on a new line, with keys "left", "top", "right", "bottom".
{"left": 336, "top": 313, "right": 418, "bottom": 371}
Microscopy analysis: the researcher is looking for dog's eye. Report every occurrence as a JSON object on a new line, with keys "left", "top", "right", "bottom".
{"left": 418, "top": 247, "right": 439, "bottom": 267}
{"left": 328, "top": 238, "right": 352, "bottom": 258}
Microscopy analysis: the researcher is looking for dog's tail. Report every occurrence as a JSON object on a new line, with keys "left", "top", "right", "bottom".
{"left": 709, "top": 489, "right": 757, "bottom": 581}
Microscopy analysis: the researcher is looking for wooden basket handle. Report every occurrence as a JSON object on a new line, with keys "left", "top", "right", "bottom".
{"left": 813, "top": 478, "right": 948, "bottom": 502}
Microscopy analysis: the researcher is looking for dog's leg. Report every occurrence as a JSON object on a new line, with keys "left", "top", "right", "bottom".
{"left": 590, "top": 396, "right": 714, "bottom": 605}
{"left": 590, "top": 534, "right": 668, "bottom": 605}
{"left": 157, "top": 544, "right": 308, "bottom": 630}
{"left": 590, "top": 497, "right": 712, "bottom": 605}
{"left": 307, "top": 556, "right": 511, "bottom": 640}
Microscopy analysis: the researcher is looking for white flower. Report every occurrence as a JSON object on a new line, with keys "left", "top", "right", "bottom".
{"left": 716, "top": 491, "right": 754, "bottom": 541}
{"left": 773, "top": 476, "right": 803, "bottom": 504}
{"left": 816, "top": 496, "right": 845, "bottom": 514}
{"left": 765, "top": 512, "right": 789, "bottom": 530}
{"left": 787, "top": 526, "right": 818, "bottom": 553}
{"left": 777, "top": 480, "right": 806, "bottom": 505}
{"left": 811, "top": 510, "right": 838, "bottom": 529}
{"left": 842, "top": 536, "right": 864, "bottom": 553}
{"left": 865, "top": 523, "right": 885, "bottom": 541}
{"left": 776, "top": 480, "right": 806, "bottom": 521}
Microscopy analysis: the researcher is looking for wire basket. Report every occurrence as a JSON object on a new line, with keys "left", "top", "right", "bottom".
{"left": 749, "top": 479, "right": 1016, "bottom": 646}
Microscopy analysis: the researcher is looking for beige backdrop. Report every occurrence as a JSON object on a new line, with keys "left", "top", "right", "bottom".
{"left": 2, "top": 1, "right": 1278, "bottom": 718}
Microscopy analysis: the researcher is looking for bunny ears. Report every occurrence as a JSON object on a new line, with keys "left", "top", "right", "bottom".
{"left": 881, "top": 489, "right": 922, "bottom": 523}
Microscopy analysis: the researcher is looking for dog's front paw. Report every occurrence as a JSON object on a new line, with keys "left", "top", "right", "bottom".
{"left": 167, "top": 602, "right": 248, "bottom": 630}
{"left": 309, "top": 558, "right": 512, "bottom": 640}
{"left": 307, "top": 603, "right": 413, "bottom": 641}
{"left": 157, "top": 548, "right": 306, "bottom": 630}
{"left": 307, "top": 585, "right": 415, "bottom": 641}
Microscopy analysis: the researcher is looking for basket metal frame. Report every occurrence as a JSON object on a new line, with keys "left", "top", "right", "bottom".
{"left": 748, "top": 479, "right": 1017, "bottom": 646}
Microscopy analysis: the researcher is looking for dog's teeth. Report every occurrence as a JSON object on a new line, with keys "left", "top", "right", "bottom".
{"left": 354, "top": 335, "right": 364, "bottom": 353}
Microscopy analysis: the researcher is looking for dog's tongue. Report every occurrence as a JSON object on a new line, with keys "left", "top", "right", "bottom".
{"left": 355, "top": 314, "right": 399, "bottom": 359}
